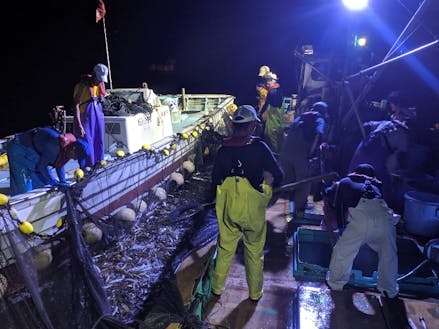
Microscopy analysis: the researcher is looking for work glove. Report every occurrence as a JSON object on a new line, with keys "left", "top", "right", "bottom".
{"left": 53, "top": 181, "right": 71, "bottom": 193}
{"left": 262, "top": 171, "right": 274, "bottom": 185}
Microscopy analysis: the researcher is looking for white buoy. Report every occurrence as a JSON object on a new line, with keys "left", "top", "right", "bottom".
{"left": 113, "top": 207, "right": 136, "bottom": 222}
{"left": 154, "top": 187, "right": 167, "bottom": 201}
{"left": 131, "top": 199, "right": 147, "bottom": 213}
{"left": 33, "top": 248, "right": 53, "bottom": 271}
{"left": 82, "top": 222, "right": 103, "bottom": 244}
{"left": 181, "top": 160, "right": 195, "bottom": 176}
{"left": 170, "top": 172, "right": 184, "bottom": 186}
{"left": 167, "top": 172, "right": 185, "bottom": 193}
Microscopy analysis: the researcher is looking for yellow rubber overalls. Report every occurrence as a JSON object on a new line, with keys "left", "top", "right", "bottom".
{"left": 211, "top": 176, "right": 272, "bottom": 300}
{"left": 263, "top": 104, "right": 284, "bottom": 153}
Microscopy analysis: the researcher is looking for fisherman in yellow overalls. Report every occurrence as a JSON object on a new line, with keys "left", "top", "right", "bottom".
{"left": 210, "top": 105, "right": 284, "bottom": 301}
{"left": 260, "top": 72, "right": 284, "bottom": 153}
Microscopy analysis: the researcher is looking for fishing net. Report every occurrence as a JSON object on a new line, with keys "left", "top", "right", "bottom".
{"left": 0, "top": 158, "right": 220, "bottom": 328}
{"left": 0, "top": 194, "right": 127, "bottom": 329}
{"left": 103, "top": 91, "right": 154, "bottom": 117}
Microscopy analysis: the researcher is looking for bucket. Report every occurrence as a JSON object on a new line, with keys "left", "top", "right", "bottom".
{"left": 403, "top": 190, "right": 439, "bottom": 238}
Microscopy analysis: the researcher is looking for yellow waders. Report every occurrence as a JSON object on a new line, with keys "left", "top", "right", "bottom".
{"left": 264, "top": 105, "right": 284, "bottom": 153}
{"left": 211, "top": 176, "right": 272, "bottom": 300}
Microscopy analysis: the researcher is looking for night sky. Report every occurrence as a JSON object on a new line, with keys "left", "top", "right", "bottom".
{"left": 3, "top": 0, "right": 439, "bottom": 137}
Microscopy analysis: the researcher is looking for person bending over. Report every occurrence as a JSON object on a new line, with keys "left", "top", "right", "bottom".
{"left": 326, "top": 163, "right": 400, "bottom": 298}
{"left": 7, "top": 127, "right": 89, "bottom": 195}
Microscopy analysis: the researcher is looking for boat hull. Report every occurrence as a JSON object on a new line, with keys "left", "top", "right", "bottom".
{"left": 0, "top": 94, "right": 234, "bottom": 266}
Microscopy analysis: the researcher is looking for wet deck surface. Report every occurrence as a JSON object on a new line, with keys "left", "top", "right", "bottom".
{"left": 177, "top": 198, "right": 439, "bottom": 329}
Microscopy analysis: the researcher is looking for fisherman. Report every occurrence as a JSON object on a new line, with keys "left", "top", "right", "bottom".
{"left": 326, "top": 163, "right": 400, "bottom": 299}
{"left": 7, "top": 127, "right": 89, "bottom": 195}
{"left": 254, "top": 66, "right": 271, "bottom": 137}
{"left": 387, "top": 90, "right": 416, "bottom": 127}
{"left": 348, "top": 119, "right": 410, "bottom": 209}
{"left": 260, "top": 72, "right": 284, "bottom": 153}
{"left": 210, "top": 105, "right": 284, "bottom": 302}
{"left": 73, "top": 63, "right": 108, "bottom": 168}
{"left": 256, "top": 65, "right": 270, "bottom": 113}
{"left": 278, "top": 101, "right": 328, "bottom": 218}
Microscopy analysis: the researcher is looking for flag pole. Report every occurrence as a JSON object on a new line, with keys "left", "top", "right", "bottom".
{"left": 102, "top": 17, "right": 113, "bottom": 89}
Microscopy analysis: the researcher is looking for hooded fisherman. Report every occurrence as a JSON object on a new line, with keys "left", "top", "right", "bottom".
{"left": 210, "top": 105, "right": 284, "bottom": 301}
{"left": 7, "top": 127, "right": 89, "bottom": 195}
{"left": 73, "top": 63, "right": 108, "bottom": 168}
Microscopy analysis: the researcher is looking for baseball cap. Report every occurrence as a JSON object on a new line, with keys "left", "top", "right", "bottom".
{"left": 93, "top": 63, "right": 109, "bottom": 83}
{"left": 263, "top": 72, "right": 278, "bottom": 81}
{"left": 232, "top": 105, "right": 261, "bottom": 123}
{"left": 312, "top": 101, "right": 328, "bottom": 112}
{"left": 355, "top": 163, "right": 375, "bottom": 178}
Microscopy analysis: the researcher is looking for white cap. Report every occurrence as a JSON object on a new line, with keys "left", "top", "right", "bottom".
{"left": 264, "top": 72, "right": 278, "bottom": 81}
{"left": 232, "top": 105, "right": 261, "bottom": 123}
{"left": 258, "top": 65, "right": 270, "bottom": 77}
{"left": 93, "top": 64, "right": 108, "bottom": 83}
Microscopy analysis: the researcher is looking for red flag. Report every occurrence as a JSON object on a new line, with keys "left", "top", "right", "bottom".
{"left": 96, "top": 0, "right": 106, "bottom": 23}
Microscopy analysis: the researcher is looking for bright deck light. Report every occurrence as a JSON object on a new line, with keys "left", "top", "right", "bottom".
{"left": 342, "top": 0, "right": 368, "bottom": 11}
{"left": 357, "top": 37, "right": 367, "bottom": 47}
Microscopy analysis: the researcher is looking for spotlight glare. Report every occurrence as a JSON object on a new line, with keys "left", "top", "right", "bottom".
{"left": 342, "top": 0, "right": 369, "bottom": 11}
{"left": 358, "top": 37, "right": 367, "bottom": 47}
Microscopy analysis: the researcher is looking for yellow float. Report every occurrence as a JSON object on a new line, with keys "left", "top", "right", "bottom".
{"left": 0, "top": 193, "right": 8, "bottom": 206}
{"left": 19, "top": 221, "right": 34, "bottom": 234}
{"left": 74, "top": 169, "right": 84, "bottom": 180}
{"left": 142, "top": 143, "right": 152, "bottom": 151}
{"left": 116, "top": 150, "right": 125, "bottom": 158}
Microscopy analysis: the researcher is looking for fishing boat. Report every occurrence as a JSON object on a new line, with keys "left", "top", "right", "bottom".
{"left": 0, "top": 89, "right": 235, "bottom": 268}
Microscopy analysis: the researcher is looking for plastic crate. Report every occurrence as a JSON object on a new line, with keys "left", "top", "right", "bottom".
{"left": 293, "top": 228, "right": 439, "bottom": 296}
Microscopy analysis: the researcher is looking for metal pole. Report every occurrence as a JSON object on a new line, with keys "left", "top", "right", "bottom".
{"left": 181, "top": 88, "right": 187, "bottom": 112}
{"left": 340, "top": 0, "right": 433, "bottom": 128}
{"left": 344, "top": 81, "right": 366, "bottom": 139}
{"left": 102, "top": 17, "right": 113, "bottom": 89}
{"left": 384, "top": 0, "right": 430, "bottom": 60}
{"left": 347, "top": 39, "right": 438, "bottom": 80}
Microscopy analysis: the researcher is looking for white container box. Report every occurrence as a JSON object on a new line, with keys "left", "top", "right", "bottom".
{"left": 65, "top": 105, "right": 173, "bottom": 155}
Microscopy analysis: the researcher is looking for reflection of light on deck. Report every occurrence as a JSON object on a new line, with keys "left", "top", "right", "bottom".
{"left": 299, "top": 286, "right": 334, "bottom": 329}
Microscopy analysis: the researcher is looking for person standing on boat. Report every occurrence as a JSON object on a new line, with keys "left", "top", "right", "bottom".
{"left": 73, "top": 63, "right": 108, "bottom": 168}
{"left": 387, "top": 90, "right": 416, "bottom": 127}
{"left": 259, "top": 72, "right": 284, "bottom": 153}
{"left": 278, "top": 101, "right": 328, "bottom": 218}
{"left": 256, "top": 65, "right": 270, "bottom": 114}
{"left": 254, "top": 66, "right": 270, "bottom": 137}
{"left": 210, "top": 105, "right": 284, "bottom": 301}
{"left": 7, "top": 127, "right": 89, "bottom": 195}
{"left": 326, "top": 163, "right": 400, "bottom": 299}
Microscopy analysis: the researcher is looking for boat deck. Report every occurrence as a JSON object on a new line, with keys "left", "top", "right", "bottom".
{"left": 177, "top": 198, "right": 439, "bottom": 329}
